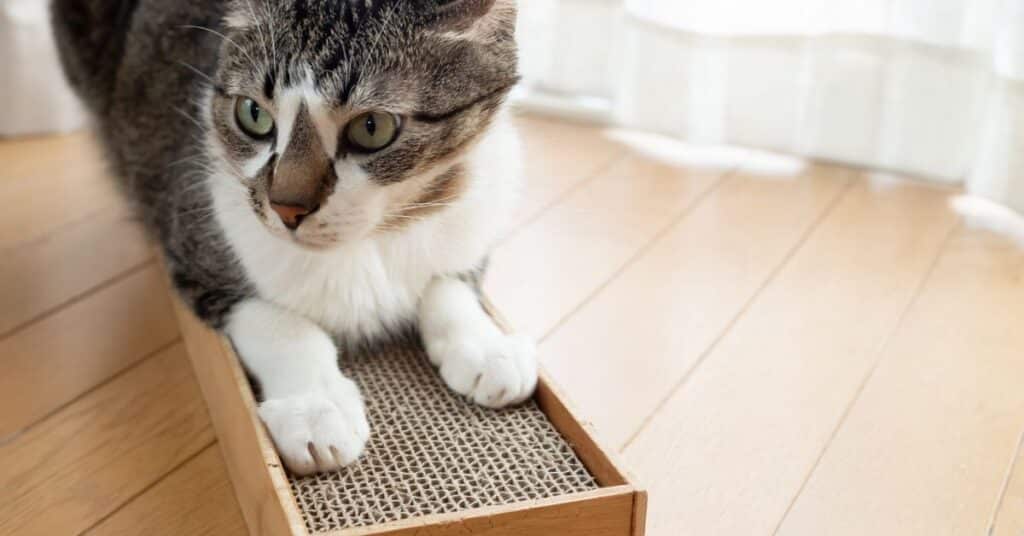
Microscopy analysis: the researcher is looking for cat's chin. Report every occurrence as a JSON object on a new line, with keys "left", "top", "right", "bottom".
{"left": 288, "top": 226, "right": 377, "bottom": 251}
{"left": 285, "top": 231, "right": 364, "bottom": 251}
{"left": 289, "top": 237, "right": 342, "bottom": 251}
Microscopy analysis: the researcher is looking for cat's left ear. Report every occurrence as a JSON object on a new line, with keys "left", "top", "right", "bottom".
{"left": 424, "top": 0, "right": 517, "bottom": 39}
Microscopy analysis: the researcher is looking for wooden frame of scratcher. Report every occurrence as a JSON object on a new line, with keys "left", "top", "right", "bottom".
{"left": 172, "top": 293, "right": 647, "bottom": 536}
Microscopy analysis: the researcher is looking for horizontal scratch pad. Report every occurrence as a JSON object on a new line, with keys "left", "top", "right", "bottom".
{"left": 291, "top": 343, "right": 598, "bottom": 532}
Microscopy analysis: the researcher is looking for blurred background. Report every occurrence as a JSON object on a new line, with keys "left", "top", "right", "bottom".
{"left": 514, "top": 0, "right": 1024, "bottom": 211}
{"left": 2, "top": 1, "right": 1024, "bottom": 536}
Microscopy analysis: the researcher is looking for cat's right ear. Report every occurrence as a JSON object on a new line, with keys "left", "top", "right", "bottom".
{"left": 423, "top": 0, "right": 516, "bottom": 38}
{"left": 429, "top": 0, "right": 496, "bottom": 32}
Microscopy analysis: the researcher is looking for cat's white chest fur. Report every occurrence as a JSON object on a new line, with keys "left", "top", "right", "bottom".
{"left": 239, "top": 238, "right": 434, "bottom": 340}
{"left": 210, "top": 118, "right": 520, "bottom": 340}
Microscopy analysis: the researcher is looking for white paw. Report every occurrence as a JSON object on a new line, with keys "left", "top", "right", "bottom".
{"left": 257, "top": 378, "right": 370, "bottom": 476}
{"left": 427, "top": 332, "right": 538, "bottom": 409}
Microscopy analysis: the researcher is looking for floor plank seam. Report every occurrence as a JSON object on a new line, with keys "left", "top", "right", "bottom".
{"left": 768, "top": 221, "right": 963, "bottom": 536}
{"left": 77, "top": 439, "right": 218, "bottom": 536}
{"left": 0, "top": 257, "right": 156, "bottom": 341}
{"left": 987, "top": 427, "right": 1024, "bottom": 534}
{"left": 538, "top": 165, "right": 743, "bottom": 345}
{"left": 0, "top": 337, "right": 182, "bottom": 447}
{"left": 0, "top": 199, "right": 125, "bottom": 253}
{"left": 617, "top": 174, "right": 859, "bottom": 453}
{"left": 497, "top": 151, "right": 629, "bottom": 246}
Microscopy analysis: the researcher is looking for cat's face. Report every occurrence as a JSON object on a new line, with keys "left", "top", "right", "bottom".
{"left": 204, "top": 0, "right": 518, "bottom": 249}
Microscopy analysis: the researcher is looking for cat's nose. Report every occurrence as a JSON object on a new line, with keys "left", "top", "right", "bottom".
{"left": 270, "top": 202, "right": 317, "bottom": 230}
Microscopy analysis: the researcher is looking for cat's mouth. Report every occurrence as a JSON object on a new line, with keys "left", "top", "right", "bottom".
{"left": 285, "top": 233, "right": 340, "bottom": 251}
{"left": 259, "top": 204, "right": 378, "bottom": 250}
{"left": 277, "top": 224, "right": 358, "bottom": 250}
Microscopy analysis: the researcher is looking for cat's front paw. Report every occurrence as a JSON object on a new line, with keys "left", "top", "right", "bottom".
{"left": 428, "top": 332, "right": 538, "bottom": 409}
{"left": 257, "top": 378, "right": 370, "bottom": 476}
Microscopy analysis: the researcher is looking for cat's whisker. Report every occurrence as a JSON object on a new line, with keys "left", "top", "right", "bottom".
{"left": 169, "top": 205, "right": 214, "bottom": 220}
{"left": 168, "top": 163, "right": 215, "bottom": 178}
{"left": 180, "top": 24, "right": 261, "bottom": 74}
{"left": 172, "top": 147, "right": 251, "bottom": 185}
{"left": 362, "top": 2, "right": 401, "bottom": 74}
{"left": 177, "top": 180, "right": 216, "bottom": 197}
{"left": 176, "top": 61, "right": 214, "bottom": 84}
{"left": 167, "top": 152, "right": 208, "bottom": 168}
{"left": 394, "top": 197, "right": 462, "bottom": 212}
{"left": 250, "top": 1, "right": 280, "bottom": 68}
{"left": 172, "top": 105, "right": 207, "bottom": 131}
{"left": 267, "top": 4, "right": 279, "bottom": 65}
{"left": 241, "top": 0, "right": 273, "bottom": 73}
{"left": 398, "top": 200, "right": 459, "bottom": 210}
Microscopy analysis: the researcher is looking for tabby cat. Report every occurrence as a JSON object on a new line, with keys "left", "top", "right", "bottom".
{"left": 51, "top": 0, "right": 536, "bottom": 475}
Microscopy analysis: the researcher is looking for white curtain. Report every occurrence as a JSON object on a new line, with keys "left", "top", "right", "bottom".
{"left": 0, "top": 0, "right": 86, "bottom": 136}
{"left": 517, "top": 0, "right": 1024, "bottom": 213}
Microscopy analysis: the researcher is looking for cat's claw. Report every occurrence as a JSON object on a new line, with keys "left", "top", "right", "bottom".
{"left": 431, "top": 333, "right": 538, "bottom": 408}
{"left": 257, "top": 379, "right": 370, "bottom": 476}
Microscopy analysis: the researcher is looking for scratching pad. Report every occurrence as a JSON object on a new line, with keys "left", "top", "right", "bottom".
{"left": 289, "top": 343, "right": 600, "bottom": 532}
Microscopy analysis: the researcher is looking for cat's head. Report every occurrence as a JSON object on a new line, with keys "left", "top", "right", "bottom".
{"left": 204, "top": 0, "right": 518, "bottom": 248}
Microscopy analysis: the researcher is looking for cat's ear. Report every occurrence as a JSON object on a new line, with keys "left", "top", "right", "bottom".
{"left": 423, "top": 0, "right": 516, "bottom": 39}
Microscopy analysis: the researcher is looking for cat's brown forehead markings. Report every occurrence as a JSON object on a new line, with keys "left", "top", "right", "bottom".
{"left": 379, "top": 164, "right": 467, "bottom": 232}
{"left": 271, "top": 103, "right": 337, "bottom": 210}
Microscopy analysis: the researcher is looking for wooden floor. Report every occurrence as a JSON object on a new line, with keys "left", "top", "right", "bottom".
{"left": 2, "top": 114, "right": 1023, "bottom": 535}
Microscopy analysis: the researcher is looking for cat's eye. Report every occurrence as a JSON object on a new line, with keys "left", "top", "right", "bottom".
{"left": 234, "top": 97, "right": 275, "bottom": 139}
{"left": 345, "top": 112, "right": 400, "bottom": 153}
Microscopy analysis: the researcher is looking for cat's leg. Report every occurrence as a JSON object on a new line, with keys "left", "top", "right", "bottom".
{"left": 226, "top": 299, "right": 369, "bottom": 475}
{"left": 419, "top": 275, "right": 538, "bottom": 408}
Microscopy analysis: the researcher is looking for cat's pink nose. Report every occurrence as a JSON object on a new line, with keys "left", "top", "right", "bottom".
{"left": 270, "top": 202, "right": 316, "bottom": 230}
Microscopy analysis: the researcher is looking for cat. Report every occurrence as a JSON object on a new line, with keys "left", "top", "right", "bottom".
{"left": 51, "top": 0, "right": 537, "bottom": 476}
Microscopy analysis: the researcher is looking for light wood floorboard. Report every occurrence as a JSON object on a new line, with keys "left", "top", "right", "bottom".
{"left": 0, "top": 265, "right": 179, "bottom": 440}
{"left": 993, "top": 432, "right": 1024, "bottom": 536}
{"left": 622, "top": 178, "right": 961, "bottom": 535}
{"left": 510, "top": 116, "right": 629, "bottom": 230}
{"left": 86, "top": 445, "right": 247, "bottom": 536}
{"left": 0, "top": 205, "right": 152, "bottom": 336}
{"left": 486, "top": 152, "right": 730, "bottom": 339}
{"left": 538, "top": 163, "right": 854, "bottom": 448}
{"left": 0, "top": 131, "right": 120, "bottom": 249}
{"left": 0, "top": 344, "right": 213, "bottom": 536}
{"left": 777, "top": 227, "right": 1024, "bottom": 536}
